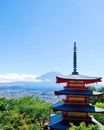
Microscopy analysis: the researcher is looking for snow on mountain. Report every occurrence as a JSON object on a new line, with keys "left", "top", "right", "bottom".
{"left": 36, "top": 71, "right": 64, "bottom": 82}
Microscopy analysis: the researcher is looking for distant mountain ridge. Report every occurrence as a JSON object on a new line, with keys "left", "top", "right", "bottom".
{"left": 0, "top": 71, "right": 103, "bottom": 90}
{"left": 0, "top": 71, "right": 64, "bottom": 90}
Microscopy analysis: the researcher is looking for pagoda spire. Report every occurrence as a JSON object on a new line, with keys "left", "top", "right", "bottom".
{"left": 72, "top": 42, "right": 79, "bottom": 75}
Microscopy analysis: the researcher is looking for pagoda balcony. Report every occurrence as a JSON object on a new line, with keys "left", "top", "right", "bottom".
{"left": 63, "top": 99, "right": 89, "bottom": 105}
{"left": 62, "top": 116, "right": 92, "bottom": 121}
{"left": 63, "top": 94, "right": 89, "bottom": 104}
{"left": 62, "top": 111, "right": 92, "bottom": 121}
{"left": 64, "top": 86, "right": 88, "bottom": 90}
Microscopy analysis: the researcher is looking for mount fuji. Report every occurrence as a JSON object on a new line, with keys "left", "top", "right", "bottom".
{"left": 0, "top": 71, "right": 64, "bottom": 90}
{"left": 36, "top": 71, "right": 64, "bottom": 82}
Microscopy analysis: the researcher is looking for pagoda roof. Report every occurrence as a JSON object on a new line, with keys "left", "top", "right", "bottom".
{"left": 56, "top": 74, "right": 102, "bottom": 84}
{"left": 49, "top": 114, "right": 97, "bottom": 130}
{"left": 55, "top": 89, "right": 104, "bottom": 97}
{"left": 53, "top": 102, "right": 104, "bottom": 113}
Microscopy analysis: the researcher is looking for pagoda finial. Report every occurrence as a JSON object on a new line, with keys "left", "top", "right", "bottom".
{"left": 72, "top": 42, "right": 79, "bottom": 75}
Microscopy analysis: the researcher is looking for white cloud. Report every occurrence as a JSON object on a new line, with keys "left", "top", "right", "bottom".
{"left": 0, "top": 73, "right": 39, "bottom": 83}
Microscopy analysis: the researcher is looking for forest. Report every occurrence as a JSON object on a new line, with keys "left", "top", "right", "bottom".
{"left": 0, "top": 86, "right": 103, "bottom": 130}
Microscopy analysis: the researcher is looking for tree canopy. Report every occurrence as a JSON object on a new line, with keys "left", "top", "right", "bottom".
{"left": 0, "top": 96, "right": 51, "bottom": 130}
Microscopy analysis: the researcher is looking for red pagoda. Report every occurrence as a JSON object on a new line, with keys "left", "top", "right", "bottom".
{"left": 49, "top": 42, "right": 104, "bottom": 130}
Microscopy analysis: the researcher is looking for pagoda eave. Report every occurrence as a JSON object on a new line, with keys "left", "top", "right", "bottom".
{"left": 56, "top": 76, "right": 102, "bottom": 84}
{"left": 55, "top": 90, "right": 104, "bottom": 97}
{"left": 49, "top": 114, "right": 97, "bottom": 130}
{"left": 52, "top": 102, "right": 104, "bottom": 113}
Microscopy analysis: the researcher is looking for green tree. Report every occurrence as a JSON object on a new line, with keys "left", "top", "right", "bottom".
{"left": 0, "top": 96, "right": 52, "bottom": 130}
{"left": 69, "top": 122, "right": 100, "bottom": 130}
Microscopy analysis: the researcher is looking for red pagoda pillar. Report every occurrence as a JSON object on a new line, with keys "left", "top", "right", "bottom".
{"left": 49, "top": 42, "right": 104, "bottom": 130}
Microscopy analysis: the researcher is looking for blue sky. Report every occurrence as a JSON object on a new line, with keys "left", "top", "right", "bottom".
{"left": 0, "top": 0, "right": 104, "bottom": 82}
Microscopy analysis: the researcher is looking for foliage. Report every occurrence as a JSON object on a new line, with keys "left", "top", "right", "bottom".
{"left": 92, "top": 113, "right": 104, "bottom": 125}
{"left": 95, "top": 102, "right": 104, "bottom": 108}
{"left": 69, "top": 122, "right": 100, "bottom": 130}
{"left": 0, "top": 96, "right": 52, "bottom": 130}
{"left": 88, "top": 87, "right": 104, "bottom": 126}
{"left": 88, "top": 86, "right": 97, "bottom": 91}
{"left": 91, "top": 102, "right": 104, "bottom": 125}
{"left": 98, "top": 87, "right": 104, "bottom": 92}
{"left": 88, "top": 86, "right": 104, "bottom": 92}
{"left": 89, "top": 97, "right": 104, "bottom": 105}
{"left": 88, "top": 86, "right": 104, "bottom": 105}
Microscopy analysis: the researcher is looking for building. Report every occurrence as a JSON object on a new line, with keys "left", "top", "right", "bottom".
{"left": 49, "top": 42, "right": 104, "bottom": 130}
